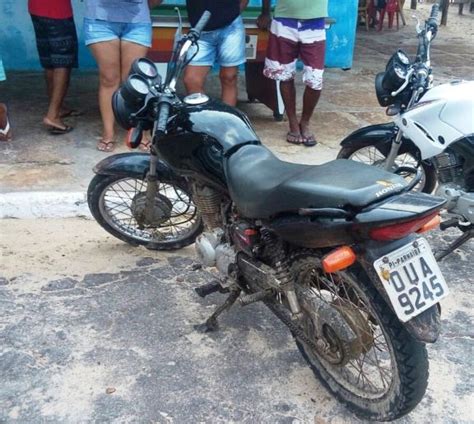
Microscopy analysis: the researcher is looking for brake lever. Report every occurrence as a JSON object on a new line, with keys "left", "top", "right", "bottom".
{"left": 413, "top": 14, "right": 422, "bottom": 35}
{"left": 391, "top": 68, "right": 414, "bottom": 96}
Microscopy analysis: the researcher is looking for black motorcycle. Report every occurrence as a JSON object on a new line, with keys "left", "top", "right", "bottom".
{"left": 88, "top": 11, "right": 450, "bottom": 421}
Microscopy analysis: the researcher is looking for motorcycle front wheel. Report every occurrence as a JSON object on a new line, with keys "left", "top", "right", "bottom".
{"left": 337, "top": 144, "right": 437, "bottom": 194}
{"left": 290, "top": 254, "right": 429, "bottom": 421}
{"left": 87, "top": 174, "right": 203, "bottom": 250}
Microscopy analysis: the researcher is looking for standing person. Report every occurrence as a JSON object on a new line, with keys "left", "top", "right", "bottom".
{"left": 0, "top": 54, "right": 12, "bottom": 142}
{"left": 257, "top": 0, "right": 328, "bottom": 146}
{"left": 84, "top": 0, "right": 162, "bottom": 152}
{"left": 29, "top": 0, "right": 79, "bottom": 135}
{"left": 184, "top": 0, "right": 249, "bottom": 106}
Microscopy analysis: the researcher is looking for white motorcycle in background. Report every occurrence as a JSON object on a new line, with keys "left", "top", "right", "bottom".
{"left": 337, "top": 4, "right": 474, "bottom": 260}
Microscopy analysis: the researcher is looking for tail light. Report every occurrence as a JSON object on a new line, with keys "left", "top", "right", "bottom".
{"left": 369, "top": 212, "right": 439, "bottom": 241}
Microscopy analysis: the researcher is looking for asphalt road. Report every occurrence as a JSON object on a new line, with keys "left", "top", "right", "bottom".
{"left": 0, "top": 219, "right": 472, "bottom": 423}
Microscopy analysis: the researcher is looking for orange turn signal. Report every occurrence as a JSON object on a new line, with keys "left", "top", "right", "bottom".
{"left": 322, "top": 246, "right": 356, "bottom": 274}
{"left": 417, "top": 214, "right": 441, "bottom": 234}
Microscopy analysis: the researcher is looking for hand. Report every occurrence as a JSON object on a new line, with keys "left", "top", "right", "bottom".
{"left": 256, "top": 13, "right": 272, "bottom": 30}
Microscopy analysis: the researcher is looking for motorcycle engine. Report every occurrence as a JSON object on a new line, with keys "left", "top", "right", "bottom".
{"left": 433, "top": 152, "right": 474, "bottom": 224}
{"left": 432, "top": 151, "right": 464, "bottom": 185}
{"left": 195, "top": 228, "right": 236, "bottom": 276}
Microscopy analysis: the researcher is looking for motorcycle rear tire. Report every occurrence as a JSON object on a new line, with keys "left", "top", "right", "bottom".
{"left": 87, "top": 174, "right": 203, "bottom": 250}
{"left": 337, "top": 143, "right": 437, "bottom": 194}
{"left": 291, "top": 256, "right": 429, "bottom": 421}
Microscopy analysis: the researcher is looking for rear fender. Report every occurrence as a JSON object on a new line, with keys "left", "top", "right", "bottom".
{"left": 358, "top": 235, "right": 441, "bottom": 343}
{"left": 93, "top": 152, "right": 176, "bottom": 181}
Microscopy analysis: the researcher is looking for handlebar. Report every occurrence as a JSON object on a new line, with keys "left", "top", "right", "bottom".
{"left": 155, "top": 101, "right": 171, "bottom": 135}
{"left": 189, "top": 10, "right": 212, "bottom": 40}
{"left": 428, "top": 3, "right": 439, "bottom": 25}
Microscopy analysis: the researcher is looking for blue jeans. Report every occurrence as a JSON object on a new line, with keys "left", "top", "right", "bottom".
{"left": 83, "top": 18, "right": 152, "bottom": 48}
{"left": 189, "top": 16, "right": 246, "bottom": 67}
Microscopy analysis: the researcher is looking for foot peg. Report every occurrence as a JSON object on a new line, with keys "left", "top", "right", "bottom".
{"left": 195, "top": 281, "right": 224, "bottom": 298}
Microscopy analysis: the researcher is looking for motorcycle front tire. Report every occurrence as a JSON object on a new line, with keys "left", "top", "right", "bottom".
{"left": 87, "top": 174, "right": 203, "bottom": 250}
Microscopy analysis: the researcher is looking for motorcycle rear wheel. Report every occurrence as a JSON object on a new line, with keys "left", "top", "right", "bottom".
{"left": 337, "top": 144, "right": 437, "bottom": 194}
{"left": 290, "top": 255, "right": 429, "bottom": 421}
{"left": 87, "top": 174, "right": 203, "bottom": 250}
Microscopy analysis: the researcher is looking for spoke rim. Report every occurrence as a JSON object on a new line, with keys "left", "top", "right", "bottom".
{"left": 300, "top": 268, "right": 396, "bottom": 400}
{"left": 99, "top": 177, "right": 201, "bottom": 244}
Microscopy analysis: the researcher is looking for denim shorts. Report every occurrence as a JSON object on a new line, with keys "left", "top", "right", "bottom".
{"left": 83, "top": 18, "right": 152, "bottom": 48}
{"left": 189, "top": 16, "right": 246, "bottom": 67}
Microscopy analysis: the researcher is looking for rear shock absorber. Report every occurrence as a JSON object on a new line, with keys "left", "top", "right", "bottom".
{"left": 261, "top": 229, "right": 302, "bottom": 318}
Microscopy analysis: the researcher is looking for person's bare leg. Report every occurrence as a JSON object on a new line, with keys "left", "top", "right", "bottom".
{"left": 120, "top": 40, "right": 150, "bottom": 148}
{"left": 299, "top": 86, "right": 321, "bottom": 138}
{"left": 184, "top": 65, "right": 211, "bottom": 95}
{"left": 43, "top": 67, "right": 72, "bottom": 128}
{"left": 120, "top": 40, "right": 149, "bottom": 82}
{"left": 45, "top": 68, "right": 54, "bottom": 99}
{"left": 89, "top": 39, "right": 121, "bottom": 144}
{"left": 279, "top": 79, "right": 302, "bottom": 139}
{"left": 46, "top": 69, "right": 74, "bottom": 116}
{"left": 219, "top": 66, "right": 238, "bottom": 106}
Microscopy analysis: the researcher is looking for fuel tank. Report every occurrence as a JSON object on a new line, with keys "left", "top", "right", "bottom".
{"left": 156, "top": 98, "right": 261, "bottom": 187}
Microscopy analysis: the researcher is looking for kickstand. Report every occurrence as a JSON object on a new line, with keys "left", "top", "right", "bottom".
{"left": 435, "top": 229, "right": 473, "bottom": 261}
{"left": 195, "top": 288, "right": 241, "bottom": 333}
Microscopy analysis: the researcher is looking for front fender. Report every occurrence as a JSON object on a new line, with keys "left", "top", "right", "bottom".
{"left": 339, "top": 123, "right": 425, "bottom": 160}
{"left": 93, "top": 152, "right": 176, "bottom": 181}
{"left": 340, "top": 123, "right": 397, "bottom": 155}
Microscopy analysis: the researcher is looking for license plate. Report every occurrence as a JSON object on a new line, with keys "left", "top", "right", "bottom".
{"left": 373, "top": 237, "right": 449, "bottom": 322}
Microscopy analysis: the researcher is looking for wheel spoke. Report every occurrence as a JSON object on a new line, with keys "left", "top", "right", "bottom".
{"left": 299, "top": 260, "right": 396, "bottom": 399}
{"left": 98, "top": 177, "right": 201, "bottom": 245}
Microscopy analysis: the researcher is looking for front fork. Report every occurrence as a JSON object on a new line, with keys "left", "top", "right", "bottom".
{"left": 144, "top": 152, "right": 159, "bottom": 225}
{"left": 384, "top": 128, "right": 403, "bottom": 171}
{"left": 384, "top": 90, "right": 421, "bottom": 171}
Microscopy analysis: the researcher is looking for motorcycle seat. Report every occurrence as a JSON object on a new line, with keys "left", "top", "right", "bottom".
{"left": 225, "top": 144, "right": 407, "bottom": 219}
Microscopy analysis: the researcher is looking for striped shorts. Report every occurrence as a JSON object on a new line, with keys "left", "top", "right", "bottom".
{"left": 263, "top": 17, "right": 326, "bottom": 90}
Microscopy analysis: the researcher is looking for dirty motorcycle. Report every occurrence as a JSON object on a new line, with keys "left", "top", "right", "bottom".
{"left": 87, "top": 11, "right": 450, "bottom": 421}
{"left": 337, "top": 4, "right": 473, "bottom": 260}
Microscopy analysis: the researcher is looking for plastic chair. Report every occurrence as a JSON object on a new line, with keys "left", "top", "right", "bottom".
{"left": 378, "top": 0, "right": 401, "bottom": 31}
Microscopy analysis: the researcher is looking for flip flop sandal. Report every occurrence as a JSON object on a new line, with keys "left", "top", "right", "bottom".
{"left": 60, "top": 109, "right": 83, "bottom": 118}
{"left": 286, "top": 131, "right": 305, "bottom": 145}
{"left": 301, "top": 133, "right": 317, "bottom": 147}
{"left": 138, "top": 139, "right": 151, "bottom": 152}
{"left": 0, "top": 105, "right": 12, "bottom": 142}
{"left": 97, "top": 139, "right": 116, "bottom": 152}
{"left": 0, "top": 119, "right": 12, "bottom": 142}
{"left": 46, "top": 124, "right": 74, "bottom": 135}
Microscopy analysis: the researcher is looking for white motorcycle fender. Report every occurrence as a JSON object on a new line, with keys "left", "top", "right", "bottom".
{"left": 395, "top": 81, "right": 474, "bottom": 160}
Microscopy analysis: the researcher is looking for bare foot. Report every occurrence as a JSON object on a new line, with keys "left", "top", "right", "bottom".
{"left": 43, "top": 117, "right": 73, "bottom": 135}
{"left": 299, "top": 121, "right": 317, "bottom": 147}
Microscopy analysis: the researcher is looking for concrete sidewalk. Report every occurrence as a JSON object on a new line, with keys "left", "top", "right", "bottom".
{"left": 1, "top": 5, "right": 472, "bottom": 217}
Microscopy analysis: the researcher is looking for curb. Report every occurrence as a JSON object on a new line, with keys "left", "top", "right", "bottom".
{"left": 0, "top": 192, "right": 92, "bottom": 219}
